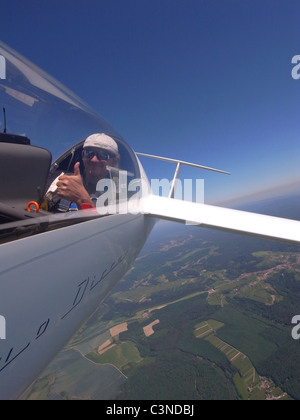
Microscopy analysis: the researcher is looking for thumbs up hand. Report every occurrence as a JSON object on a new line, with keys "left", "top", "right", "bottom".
{"left": 73, "top": 161, "right": 81, "bottom": 178}
{"left": 57, "top": 162, "right": 94, "bottom": 209}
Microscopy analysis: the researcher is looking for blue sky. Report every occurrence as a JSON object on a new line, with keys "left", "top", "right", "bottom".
{"left": 1, "top": 0, "right": 300, "bottom": 203}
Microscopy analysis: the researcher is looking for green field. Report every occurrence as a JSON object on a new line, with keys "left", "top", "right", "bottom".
{"left": 192, "top": 317, "right": 288, "bottom": 400}
{"left": 194, "top": 319, "right": 225, "bottom": 338}
{"left": 21, "top": 349, "right": 127, "bottom": 400}
{"left": 87, "top": 341, "right": 142, "bottom": 370}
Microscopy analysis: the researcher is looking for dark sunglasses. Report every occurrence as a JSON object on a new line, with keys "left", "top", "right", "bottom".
{"left": 83, "top": 148, "right": 115, "bottom": 161}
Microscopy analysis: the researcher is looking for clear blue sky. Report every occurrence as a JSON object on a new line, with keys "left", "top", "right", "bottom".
{"left": 1, "top": 0, "right": 300, "bottom": 203}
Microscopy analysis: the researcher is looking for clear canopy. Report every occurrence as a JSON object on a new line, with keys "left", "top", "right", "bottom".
{"left": 0, "top": 41, "right": 139, "bottom": 176}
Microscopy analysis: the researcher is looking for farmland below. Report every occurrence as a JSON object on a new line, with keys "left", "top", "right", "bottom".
{"left": 22, "top": 193, "right": 300, "bottom": 400}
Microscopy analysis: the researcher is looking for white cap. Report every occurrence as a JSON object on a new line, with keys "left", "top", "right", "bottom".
{"left": 83, "top": 133, "right": 119, "bottom": 156}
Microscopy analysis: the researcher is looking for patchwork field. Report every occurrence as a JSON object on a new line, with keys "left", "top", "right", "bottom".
{"left": 193, "top": 318, "right": 288, "bottom": 400}
{"left": 22, "top": 195, "right": 300, "bottom": 400}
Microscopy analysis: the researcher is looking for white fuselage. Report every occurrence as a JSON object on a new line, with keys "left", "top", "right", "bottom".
{"left": 0, "top": 211, "right": 155, "bottom": 399}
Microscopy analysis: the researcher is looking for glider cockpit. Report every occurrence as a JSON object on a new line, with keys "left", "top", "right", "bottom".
{"left": 0, "top": 132, "right": 142, "bottom": 244}
{"left": 0, "top": 133, "right": 52, "bottom": 224}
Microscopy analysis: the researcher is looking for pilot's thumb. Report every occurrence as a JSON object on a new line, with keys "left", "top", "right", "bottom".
{"left": 74, "top": 162, "right": 81, "bottom": 177}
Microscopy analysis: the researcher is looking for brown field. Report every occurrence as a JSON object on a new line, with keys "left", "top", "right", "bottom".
{"left": 143, "top": 319, "right": 160, "bottom": 337}
{"left": 110, "top": 322, "right": 128, "bottom": 338}
{"left": 97, "top": 339, "right": 116, "bottom": 355}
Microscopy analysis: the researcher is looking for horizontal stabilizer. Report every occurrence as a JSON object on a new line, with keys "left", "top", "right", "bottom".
{"left": 142, "top": 195, "right": 300, "bottom": 245}
{"left": 136, "top": 152, "right": 231, "bottom": 175}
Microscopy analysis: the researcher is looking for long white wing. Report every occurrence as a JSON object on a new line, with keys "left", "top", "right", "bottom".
{"left": 142, "top": 195, "right": 300, "bottom": 245}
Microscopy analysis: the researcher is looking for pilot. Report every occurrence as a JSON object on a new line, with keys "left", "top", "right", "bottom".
{"left": 45, "top": 133, "right": 120, "bottom": 211}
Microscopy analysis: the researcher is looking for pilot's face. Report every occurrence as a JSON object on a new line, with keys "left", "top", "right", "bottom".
{"left": 82, "top": 147, "right": 117, "bottom": 184}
